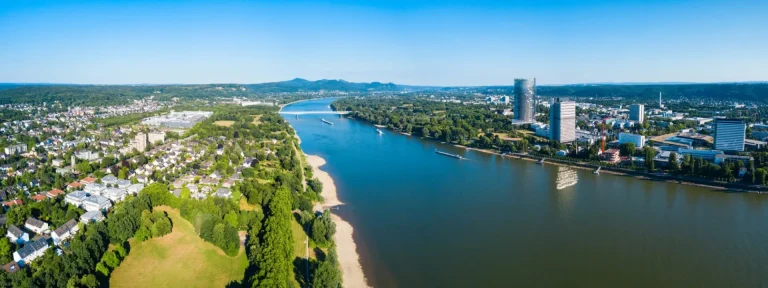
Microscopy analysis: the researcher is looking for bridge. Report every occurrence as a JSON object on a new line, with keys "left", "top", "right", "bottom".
{"left": 278, "top": 111, "right": 351, "bottom": 115}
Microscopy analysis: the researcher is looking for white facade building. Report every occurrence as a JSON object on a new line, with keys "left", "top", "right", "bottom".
{"left": 618, "top": 133, "right": 646, "bottom": 148}
{"left": 549, "top": 99, "right": 576, "bottom": 143}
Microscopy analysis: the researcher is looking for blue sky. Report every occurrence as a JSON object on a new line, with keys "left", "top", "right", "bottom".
{"left": 0, "top": 0, "right": 765, "bottom": 85}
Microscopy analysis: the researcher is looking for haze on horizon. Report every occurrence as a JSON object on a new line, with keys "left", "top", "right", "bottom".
{"left": 1, "top": 0, "right": 766, "bottom": 86}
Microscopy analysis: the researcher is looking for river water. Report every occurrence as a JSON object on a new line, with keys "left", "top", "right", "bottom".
{"left": 283, "top": 98, "right": 768, "bottom": 287}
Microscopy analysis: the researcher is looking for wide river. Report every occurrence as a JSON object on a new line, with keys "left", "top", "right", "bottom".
{"left": 283, "top": 98, "right": 768, "bottom": 287}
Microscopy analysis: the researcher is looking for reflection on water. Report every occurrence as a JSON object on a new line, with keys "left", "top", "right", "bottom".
{"left": 555, "top": 166, "right": 578, "bottom": 190}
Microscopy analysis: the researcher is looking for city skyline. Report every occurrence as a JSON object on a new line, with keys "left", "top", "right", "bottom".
{"left": 1, "top": 0, "right": 767, "bottom": 86}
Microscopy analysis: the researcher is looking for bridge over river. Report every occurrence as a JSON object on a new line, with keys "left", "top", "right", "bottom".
{"left": 278, "top": 111, "right": 351, "bottom": 115}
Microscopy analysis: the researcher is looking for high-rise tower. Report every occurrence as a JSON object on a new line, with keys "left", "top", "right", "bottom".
{"left": 513, "top": 78, "right": 536, "bottom": 123}
{"left": 549, "top": 98, "right": 576, "bottom": 143}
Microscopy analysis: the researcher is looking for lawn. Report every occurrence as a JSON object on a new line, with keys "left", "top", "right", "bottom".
{"left": 214, "top": 120, "right": 236, "bottom": 127}
{"left": 110, "top": 206, "right": 248, "bottom": 288}
{"left": 251, "top": 115, "right": 262, "bottom": 125}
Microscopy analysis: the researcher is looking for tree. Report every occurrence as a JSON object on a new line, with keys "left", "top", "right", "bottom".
{"left": 0, "top": 238, "right": 12, "bottom": 263}
{"left": 312, "top": 246, "right": 342, "bottom": 288}
{"left": 644, "top": 147, "right": 656, "bottom": 172}
{"left": 668, "top": 152, "right": 679, "bottom": 172}
{"left": 619, "top": 143, "right": 636, "bottom": 156}
{"left": 180, "top": 187, "right": 191, "bottom": 199}
{"left": 76, "top": 161, "right": 93, "bottom": 174}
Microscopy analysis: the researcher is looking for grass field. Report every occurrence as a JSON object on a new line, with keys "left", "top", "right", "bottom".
{"left": 239, "top": 198, "right": 260, "bottom": 211}
{"left": 251, "top": 115, "right": 262, "bottom": 125}
{"left": 214, "top": 120, "right": 236, "bottom": 127}
{"left": 291, "top": 217, "right": 316, "bottom": 260}
{"left": 110, "top": 206, "right": 248, "bottom": 288}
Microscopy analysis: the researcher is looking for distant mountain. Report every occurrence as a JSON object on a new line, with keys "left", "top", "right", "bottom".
{"left": 244, "top": 78, "right": 413, "bottom": 93}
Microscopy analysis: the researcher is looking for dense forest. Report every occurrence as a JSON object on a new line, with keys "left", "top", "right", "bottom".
{"left": 2, "top": 81, "right": 767, "bottom": 107}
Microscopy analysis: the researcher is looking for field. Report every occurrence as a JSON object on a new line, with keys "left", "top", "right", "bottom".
{"left": 213, "top": 120, "right": 236, "bottom": 127}
{"left": 110, "top": 206, "right": 248, "bottom": 288}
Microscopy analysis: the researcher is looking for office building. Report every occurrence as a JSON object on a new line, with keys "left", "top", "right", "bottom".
{"left": 549, "top": 99, "right": 576, "bottom": 143}
{"left": 714, "top": 119, "right": 746, "bottom": 152}
{"left": 513, "top": 78, "right": 535, "bottom": 123}
{"left": 148, "top": 131, "right": 165, "bottom": 144}
{"left": 618, "top": 133, "right": 646, "bottom": 148}
{"left": 131, "top": 133, "right": 147, "bottom": 152}
{"left": 629, "top": 104, "right": 644, "bottom": 123}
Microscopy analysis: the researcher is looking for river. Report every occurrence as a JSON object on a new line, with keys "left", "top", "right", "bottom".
{"left": 282, "top": 98, "right": 768, "bottom": 287}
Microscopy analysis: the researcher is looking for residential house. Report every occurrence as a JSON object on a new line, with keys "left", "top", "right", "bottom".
{"left": 6, "top": 225, "right": 29, "bottom": 244}
{"left": 116, "top": 179, "right": 131, "bottom": 188}
{"left": 214, "top": 188, "right": 232, "bottom": 198}
{"left": 199, "top": 177, "right": 218, "bottom": 186}
{"left": 52, "top": 159, "right": 65, "bottom": 167}
{"left": 221, "top": 179, "right": 236, "bottom": 188}
{"left": 24, "top": 218, "right": 49, "bottom": 234}
{"left": 84, "top": 183, "right": 106, "bottom": 196}
{"left": 125, "top": 183, "right": 144, "bottom": 195}
{"left": 2, "top": 199, "right": 23, "bottom": 208}
{"left": 103, "top": 188, "right": 127, "bottom": 202}
{"left": 80, "top": 177, "right": 96, "bottom": 185}
{"left": 67, "top": 181, "right": 83, "bottom": 190}
{"left": 64, "top": 191, "right": 88, "bottom": 207}
{"left": 13, "top": 239, "right": 49, "bottom": 265}
{"left": 30, "top": 194, "right": 47, "bottom": 202}
{"left": 101, "top": 175, "right": 118, "bottom": 186}
{"left": 83, "top": 195, "right": 111, "bottom": 212}
{"left": 79, "top": 211, "right": 105, "bottom": 223}
{"left": 51, "top": 219, "right": 79, "bottom": 245}
{"left": 46, "top": 189, "right": 65, "bottom": 199}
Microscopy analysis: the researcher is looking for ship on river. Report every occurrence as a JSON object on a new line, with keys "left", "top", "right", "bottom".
{"left": 321, "top": 119, "right": 334, "bottom": 125}
{"left": 435, "top": 149, "right": 463, "bottom": 159}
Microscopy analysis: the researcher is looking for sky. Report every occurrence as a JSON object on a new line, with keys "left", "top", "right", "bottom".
{"left": 0, "top": 0, "right": 766, "bottom": 86}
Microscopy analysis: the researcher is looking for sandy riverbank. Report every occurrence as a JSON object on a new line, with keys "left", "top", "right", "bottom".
{"left": 306, "top": 155, "right": 371, "bottom": 288}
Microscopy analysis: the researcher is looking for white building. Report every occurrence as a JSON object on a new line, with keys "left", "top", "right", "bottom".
{"left": 549, "top": 99, "right": 576, "bottom": 143}
{"left": 24, "top": 218, "right": 49, "bottom": 234}
{"left": 148, "top": 131, "right": 165, "bottom": 144}
{"left": 65, "top": 191, "right": 88, "bottom": 207}
{"left": 13, "top": 239, "right": 49, "bottom": 264}
{"left": 618, "top": 133, "right": 646, "bottom": 148}
{"left": 80, "top": 211, "right": 105, "bottom": 223}
{"left": 84, "top": 183, "right": 106, "bottom": 196}
{"left": 52, "top": 219, "right": 79, "bottom": 245}
{"left": 4, "top": 144, "right": 27, "bottom": 155}
{"left": 83, "top": 195, "right": 112, "bottom": 212}
{"left": 101, "top": 175, "right": 118, "bottom": 185}
{"left": 126, "top": 183, "right": 145, "bottom": 195}
{"left": 6, "top": 225, "right": 29, "bottom": 244}
{"left": 103, "top": 188, "right": 127, "bottom": 202}
{"left": 629, "top": 104, "right": 644, "bottom": 123}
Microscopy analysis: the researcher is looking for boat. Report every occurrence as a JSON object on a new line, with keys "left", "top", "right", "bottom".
{"left": 376, "top": 129, "right": 383, "bottom": 135}
{"left": 435, "top": 149, "right": 463, "bottom": 159}
{"left": 321, "top": 119, "right": 334, "bottom": 125}
{"left": 537, "top": 158, "right": 545, "bottom": 165}
{"left": 556, "top": 167, "right": 578, "bottom": 190}
{"left": 593, "top": 167, "right": 601, "bottom": 175}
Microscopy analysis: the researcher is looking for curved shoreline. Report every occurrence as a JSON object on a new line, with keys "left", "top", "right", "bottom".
{"left": 306, "top": 154, "right": 372, "bottom": 288}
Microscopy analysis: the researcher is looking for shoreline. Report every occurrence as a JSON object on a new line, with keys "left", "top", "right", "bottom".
{"left": 458, "top": 145, "right": 763, "bottom": 193}
{"left": 306, "top": 155, "right": 372, "bottom": 288}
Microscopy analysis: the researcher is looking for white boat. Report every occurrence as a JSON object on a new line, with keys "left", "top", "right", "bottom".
{"left": 376, "top": 129, "right": 383, "bottom": 135}
{"left": 593, "top": 167, "right": 601, "bottom": 175}
{"left": 556, "top": 167, "right": 578, "bottom": 190}
{"left": 537, "top": 158, "right": 545, "bottom": 165}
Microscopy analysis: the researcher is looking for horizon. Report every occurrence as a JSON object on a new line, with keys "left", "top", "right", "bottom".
{"left": 2, "top": 78, "right": 767, "bottom": 87}
{"left": 1, "top": 0, "right": 767, "bottom": 85}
